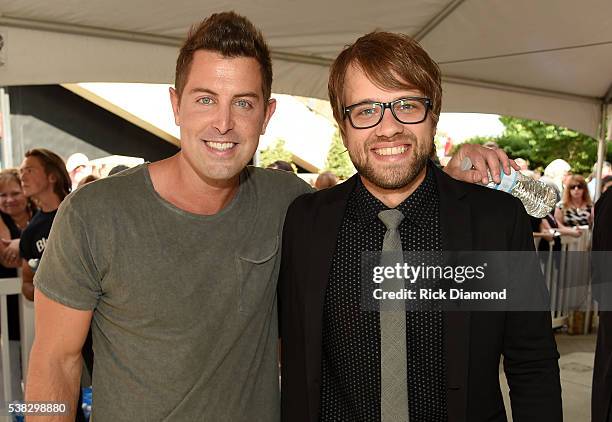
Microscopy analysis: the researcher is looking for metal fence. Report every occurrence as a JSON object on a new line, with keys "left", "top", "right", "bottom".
{"left": 534, "top": 228, "right": 593, "bottom": 331}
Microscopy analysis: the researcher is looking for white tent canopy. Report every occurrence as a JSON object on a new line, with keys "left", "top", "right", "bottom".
{"left": 1, "top": 0, "right": 611, "bottom": 139}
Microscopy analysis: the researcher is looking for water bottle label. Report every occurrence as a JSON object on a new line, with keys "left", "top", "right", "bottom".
{"left": 487, "top": 168, "right": 518, "bottom": 193}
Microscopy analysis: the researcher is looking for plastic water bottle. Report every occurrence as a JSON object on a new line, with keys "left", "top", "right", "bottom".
{"left": 82, "top": 386, "right": 92, "bottom": 420}
{"left": 460, "top": 157, "right": 557, "bottom": 218}
{"left": 28, "top": 258, "right": 40, "bottom": 273}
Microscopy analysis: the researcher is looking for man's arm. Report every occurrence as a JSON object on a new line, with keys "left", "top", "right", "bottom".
{"left": 21, "top": 260, "right": 35, "bottom": 301}
{"left": 0, "top": 217, "right": 11, "bottom": 241}
{"left": 503, "top": 199, "right": 562, "bottom": 421}
{"left": 25, "top": 289, "right": 92, "bottom": 421}
{"left": 0, "top": 238, "right": 20, "bottom": 268}
{"left": 445, "top": 143, "right": 519, "bottom": 184}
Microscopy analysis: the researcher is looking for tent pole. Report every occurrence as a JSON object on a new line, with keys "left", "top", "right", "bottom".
{"left": 0, "top": 88, "right": 14, "bottom": 169}
{"left": 594, "top": 101, "right": 610, "bottom": 202}
{"left": 595, "top": 85, "right": 612, "bottom": 201}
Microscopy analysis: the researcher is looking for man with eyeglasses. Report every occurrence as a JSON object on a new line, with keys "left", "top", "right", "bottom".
{"left": 279, "top": 31, "right": 562, "bottom": 422}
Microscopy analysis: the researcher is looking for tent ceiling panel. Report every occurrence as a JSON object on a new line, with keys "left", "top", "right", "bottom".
{"left": 440, "top": 43, "right": 612, "bottom": 99}
{"left": 0, "top": 0, "right": 215, "bottom": 37}
{"left": 0, "top": 27, "right": 177, "bottom": 85}
{"left": 0, "top": 0, "right": 611, "bottom": 138}
{"left": 422, "top": 0, "right": 612, "bottom": 65}
{"left": 0, "top": 0, "right": 449, "bottom": 43}
{"left": 271, "top": 60, "right": 329, "bottom": 101}
{"left": 443, "top": 80, "right": 601, "bottom": 137}
{"left": 259, "top": 1, "right": 449, "bottom": 58}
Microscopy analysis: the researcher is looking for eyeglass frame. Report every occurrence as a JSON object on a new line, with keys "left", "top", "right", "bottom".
{"left": 343, "top": 96, "right": 432, "bottom": 130}
{"left": 569, "top": 184, "right": 585, "bottom": 190}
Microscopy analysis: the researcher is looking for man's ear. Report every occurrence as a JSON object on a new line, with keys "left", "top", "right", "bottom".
{"left": 170, "top": 87, "right": 181, "bottom": 126}
{"left": 261, "top": 98, "right": 277, "bottom": 135}
{"left": 340, "top": 126, "right": 348, "bottom": 148}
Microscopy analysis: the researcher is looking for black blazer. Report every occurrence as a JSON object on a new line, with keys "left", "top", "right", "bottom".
{"left": 279, "top": 165, "right": 562, "bottom": 422}
{"left": 593, "top": 189, "right": 612, "bottom": 422}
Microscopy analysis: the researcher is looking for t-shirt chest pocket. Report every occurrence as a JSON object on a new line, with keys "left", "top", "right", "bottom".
{"left": 235, "top": 235, "right": 280, "bottom": 315}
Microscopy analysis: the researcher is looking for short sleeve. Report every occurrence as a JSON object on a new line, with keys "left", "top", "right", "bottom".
{"left": 34, "top": 199, "right": 102, "bottom": 310}
{"left": 18, "top": 230, "right": 32, "bottom": 259}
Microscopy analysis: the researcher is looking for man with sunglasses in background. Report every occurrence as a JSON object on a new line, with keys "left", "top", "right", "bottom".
{"left": 279, "top": 31, "right": 562, "bottom": 422}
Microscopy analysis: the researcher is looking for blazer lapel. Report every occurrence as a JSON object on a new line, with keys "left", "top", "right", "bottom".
{"left": 434, "top": 166, "right": 472, "bottom": 422}
{"left": 303, "top": 175, "right": 357, "bottom": 420}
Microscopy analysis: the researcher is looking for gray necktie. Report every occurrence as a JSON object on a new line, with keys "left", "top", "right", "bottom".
{"left": 378, "top": 209, "right": 409, "bottom": 421}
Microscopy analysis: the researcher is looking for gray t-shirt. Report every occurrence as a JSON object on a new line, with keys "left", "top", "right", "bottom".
{"left": 34, "top": 164, "right": 311, "bottom": 421}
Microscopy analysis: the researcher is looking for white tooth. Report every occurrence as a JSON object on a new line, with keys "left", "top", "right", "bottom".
{"left": 375, "top": 146, "right": 407, "bottom": 156}
{"left": 206, "top": 141, "right": 235, "bottom": 151}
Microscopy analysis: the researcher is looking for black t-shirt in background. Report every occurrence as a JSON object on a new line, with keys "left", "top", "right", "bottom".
{"left": 19, "top": 209, "right": 57, "bottom": 261}
{"left": 0, "top": 212, "right": 22, "bottom": 278}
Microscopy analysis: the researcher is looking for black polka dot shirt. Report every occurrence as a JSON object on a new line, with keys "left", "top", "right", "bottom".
{"left": 320, "top": 165, "right": 448, "bottom": 422}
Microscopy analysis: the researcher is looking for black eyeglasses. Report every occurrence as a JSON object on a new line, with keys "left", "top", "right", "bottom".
{"left": 343, "top": 97, "right": 432, "bottom": 129}
{"left": 569, "top": 185, "right": 584, "bottom": 190}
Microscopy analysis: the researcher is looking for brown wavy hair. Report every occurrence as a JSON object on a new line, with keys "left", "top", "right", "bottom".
{"left": 25, "top": 149, "right": 72, "bottom": 201}
{"left": 328, "top": 31, "right": 442, "bottom": 136}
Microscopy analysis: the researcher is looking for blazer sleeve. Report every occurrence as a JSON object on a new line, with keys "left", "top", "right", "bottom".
{"left": 502, "top": 198, "right": 563, "bottom": 422}
{"left": 278, "top": 198, "right": 301, "bottom": 338}
{"left": 278, "top": 195, "right": 314, "bottom": 422}
{"left": 592, "top": 190, "right": 612, "bottom": 422}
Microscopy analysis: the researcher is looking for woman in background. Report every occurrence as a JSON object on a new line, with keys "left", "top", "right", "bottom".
{"left": 0, "top": 168, "right": 34, "bottom": 385}
{"left": 555, "top": 174, "right": 593, "bottom": 230}
{"left": 0, "top": 168, "right": 34, "bottom": 236}
{"left": 0, "top": 168, "right": 34, "bottom": 327}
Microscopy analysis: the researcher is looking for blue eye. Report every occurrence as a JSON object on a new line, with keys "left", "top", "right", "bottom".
{"left": 197, "top": 97, "right": 213, "bottom": 105}
{"left": 235, "top": 99, "right": 252, "bottom": 109}
{"left": 394, "top": 99, "right": 422, "bottom": 114}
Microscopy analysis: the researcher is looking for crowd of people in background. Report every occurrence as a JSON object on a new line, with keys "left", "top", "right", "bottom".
{"left": 525, "top": 158, "right": 611, "bottom": 242}
{"left": 0, "top": 142, "right": 605, "bottom": 420}
{"left": 265, "top": 154, "right": 612, "bottom": 215}
{"left": 0, "top": 150, "right": 131, "bottom": 300}
{"left": 16, "top": 149, "right": 602, "bottom": 240}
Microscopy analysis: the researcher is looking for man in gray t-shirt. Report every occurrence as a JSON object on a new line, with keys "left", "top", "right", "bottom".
{"left": 35, "top": 164, "right": 308, "bottom": 420}
{"left": 26, "top": 10, "right": 515, "bottom": 422}
{"left": 26, "top": 12, "right": 306, "bottom": 421}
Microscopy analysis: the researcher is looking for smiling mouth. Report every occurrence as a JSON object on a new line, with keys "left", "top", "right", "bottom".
{"left": 373, "top": 145, "right": 409, "bottom": 156}
{"left": 204, "top": 141, "right": 237, "bottom": 151}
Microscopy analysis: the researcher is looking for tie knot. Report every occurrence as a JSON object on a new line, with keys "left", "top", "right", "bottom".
{"left": 378, "top": 209, "right": 404, "bottom": 230}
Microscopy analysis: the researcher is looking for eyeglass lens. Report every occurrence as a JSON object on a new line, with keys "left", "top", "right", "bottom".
{"left": 348, "top": 98, "right": 428, "bottom": 128}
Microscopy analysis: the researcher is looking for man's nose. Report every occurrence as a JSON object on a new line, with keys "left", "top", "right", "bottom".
{"left": 375, "top": 108, "right": 404, "bottom": 139}
{"left": 212, "top": 105, "right": 235, "bottom": 134}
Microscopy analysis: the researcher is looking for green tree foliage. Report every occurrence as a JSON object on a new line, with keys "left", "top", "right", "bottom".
{"left": 462, "top": 116, "right": 612, "bottom": 175}
{"left": 324, "top": 129, "right": 355, "bottom": 179}
{"left": 258, "top": 138, "right": 293, "bottom": 168}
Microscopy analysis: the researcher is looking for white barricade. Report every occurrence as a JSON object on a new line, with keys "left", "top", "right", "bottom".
{"left": 0, "top": 277, "right": 34, "bottom": 420}
{"left": 0, "top": 277, "right": 21, "bottom": 408}
{"left": 534, "top": 228, "right": 592, "bottom": 331}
